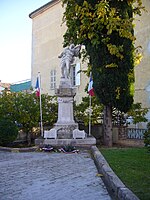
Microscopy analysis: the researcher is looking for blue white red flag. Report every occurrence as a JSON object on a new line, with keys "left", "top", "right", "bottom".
{"left": 88, "top": 74, "right": 94, "bottom": 96}
{"left": 35, "top": 77, "right": 40, "bottom": 97}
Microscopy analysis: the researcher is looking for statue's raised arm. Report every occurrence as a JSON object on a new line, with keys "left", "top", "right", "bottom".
{"left": 58, "top": 44, "right": 81, "bottom": 79}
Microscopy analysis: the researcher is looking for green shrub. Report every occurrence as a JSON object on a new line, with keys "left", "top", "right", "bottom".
{"left": 0, "top": 119, "right": 18, "bottom": 146}
{"left": 144, "top": 122, "right": 150, "bottom": 151}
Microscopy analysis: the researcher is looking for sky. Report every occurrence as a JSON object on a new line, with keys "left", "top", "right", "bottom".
{"left": 0, "top": 0, "right": 50, "bottom": 83}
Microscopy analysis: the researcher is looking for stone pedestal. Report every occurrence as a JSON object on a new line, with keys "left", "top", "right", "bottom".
{"left": 54, "top": 79, "right": 78, "bottom": 139}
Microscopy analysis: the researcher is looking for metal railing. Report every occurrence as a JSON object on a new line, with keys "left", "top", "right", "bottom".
{"left": 127, "top": 128, "right": 147, "bottom": 139}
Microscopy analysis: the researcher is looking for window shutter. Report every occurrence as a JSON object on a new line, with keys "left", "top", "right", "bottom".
{"left": 75, "top": 63, "right": 80, "bottom": 86}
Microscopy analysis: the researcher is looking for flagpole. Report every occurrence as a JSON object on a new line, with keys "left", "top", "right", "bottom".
{"left": 88, "top": 71, "right": 93, "bottom": 137}
{"left": 89, "top": 94, "right": 92, "bottom": 136}
{"left": 38, "top": 72, "right": 43, "bottom": 137}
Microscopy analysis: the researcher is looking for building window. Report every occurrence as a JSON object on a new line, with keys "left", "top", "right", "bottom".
{"left": 50, "top": 70, "right": 56, "bottom": 90}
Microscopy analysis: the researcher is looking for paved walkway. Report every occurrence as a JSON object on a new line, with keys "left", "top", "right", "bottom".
{"left": 0, "top": 150, "right": 112, "bottom": 200}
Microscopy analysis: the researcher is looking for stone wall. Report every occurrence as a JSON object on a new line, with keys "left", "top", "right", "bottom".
{"left": 117, "top": 139, "right": 144, "bottom": 147}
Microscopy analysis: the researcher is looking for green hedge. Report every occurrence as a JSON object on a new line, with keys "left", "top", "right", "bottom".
{"left": 0, "top": 119, "right": 18, "bottom": 146}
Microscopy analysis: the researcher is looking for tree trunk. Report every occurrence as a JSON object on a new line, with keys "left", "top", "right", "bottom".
{"left": 26, "top": 132, "right": 31, "bottom": 146}
{"left": 103, "top": 105, "right": 113, "bottom": 147}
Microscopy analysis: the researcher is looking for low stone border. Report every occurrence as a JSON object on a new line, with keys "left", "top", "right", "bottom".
{"left": 91, "top": 146, "right": 140, "bottom": 200}
{"left": 0, "top": 146, "right": 38, "bottom": 152}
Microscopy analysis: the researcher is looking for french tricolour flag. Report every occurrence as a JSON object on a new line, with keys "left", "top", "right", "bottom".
{"left": 35, "top": 77, "right": 40, "bottom": 97}
{"left": 88, "top": 73, "right": 94, "bottom": 96}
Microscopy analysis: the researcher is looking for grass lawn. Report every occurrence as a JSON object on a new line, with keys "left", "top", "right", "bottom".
{"left": 98, "top": 147, "right": 150, "bottom": 200}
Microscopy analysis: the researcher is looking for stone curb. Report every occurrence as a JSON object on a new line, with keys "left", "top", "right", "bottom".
{"left": 0, "top": 146, "right": 38, "bottom": 152}
{"left": 91, "top": 146, "right": 140, "bottom": 200}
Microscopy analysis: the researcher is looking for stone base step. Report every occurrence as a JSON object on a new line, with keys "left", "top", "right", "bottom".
{"left": 35, "top": 137, "right": 96, "bottom": 147}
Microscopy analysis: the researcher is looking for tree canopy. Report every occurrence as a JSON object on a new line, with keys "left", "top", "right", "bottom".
{"left": 62, "top": 0, "right": 143, "bottom": 112}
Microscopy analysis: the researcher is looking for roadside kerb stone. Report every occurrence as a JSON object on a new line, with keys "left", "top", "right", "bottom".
{"left": 91, "top": 146, "right": 140, "bottom": 200}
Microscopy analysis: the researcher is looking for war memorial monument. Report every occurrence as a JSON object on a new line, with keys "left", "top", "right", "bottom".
{"left": 36, "top": 44, "right": 96, "bottom": 147}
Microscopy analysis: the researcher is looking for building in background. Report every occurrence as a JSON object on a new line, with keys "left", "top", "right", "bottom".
{"left": 134, "top": 0, "right": 150, "bottom": 122}
{"left": 0, "top": 80, "right": 10, "bottom": 94}
{"left": 10, "top": 79, "right": 31, "bottom": 93}
{"left": 29, "top": 0, "right": 88, "bottom": 104}
{"left": 29, "top": 0, "right": 150, "bottom": 123}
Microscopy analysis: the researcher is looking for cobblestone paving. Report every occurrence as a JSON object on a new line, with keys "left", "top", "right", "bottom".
{"left": 0, "top": 150, "right": 111, "bottom": 200}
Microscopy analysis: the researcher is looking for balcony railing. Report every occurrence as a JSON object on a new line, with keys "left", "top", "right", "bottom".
{"left": 127, "top": 128, "right": 147, "bottom": 139}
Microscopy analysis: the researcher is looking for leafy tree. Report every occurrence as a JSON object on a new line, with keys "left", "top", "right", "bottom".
{"left": 62, "top": 0, "right": 144, "bottom": 146}
{"left": 12, "top": 92, "right": 40, "bottom": 145}
{"left": 0, "top": 92, "right": 57, "bottom": 145}
{"left": 13, "top": 93, "right": 57, "bottom": 145}
{"left": 41, "top": 95, "right": 58, "bottom": 126}
{"left": 127, "top": 102, "right": 148, "bottom": 126}
{"left": 74, "top": 96, "right": 103, "bottom": 125}
{"left": 0, "top": 91, "right": 16, "bottom": 121}
{"left": 75, "top": 97, "right": 148, "bottom": 127}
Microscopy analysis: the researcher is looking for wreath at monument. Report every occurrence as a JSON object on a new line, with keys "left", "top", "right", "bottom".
{"left": 59, "top": 145, "right": 79, "bottom": 153}
{"left": 40, "top": 144, "right": 79, "bottom": 153}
